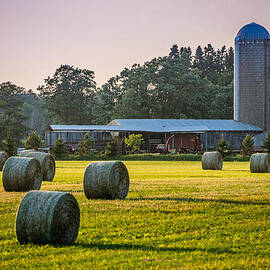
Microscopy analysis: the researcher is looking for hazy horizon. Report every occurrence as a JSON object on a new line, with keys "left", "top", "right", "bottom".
{"left": 0, "top": 0, "right": 269, "bottom": 91}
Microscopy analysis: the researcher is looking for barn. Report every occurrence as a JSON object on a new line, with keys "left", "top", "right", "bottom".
{"left": 45, "top": 119, "right": 262, "bottom": 152}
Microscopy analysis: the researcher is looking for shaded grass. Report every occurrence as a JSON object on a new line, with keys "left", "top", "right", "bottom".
{"left": 0, "top": 161, "right": 270, "bottom": 269}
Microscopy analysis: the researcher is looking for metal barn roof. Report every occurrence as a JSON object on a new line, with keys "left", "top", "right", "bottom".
{"left": 109, "top": 119, "right": 262, "bottom": 132}
{"left": 49, "top": 125, "right": 120, "bottom": 132}
{"left": 49, "top": 119, "right": 262, "bottom": 133}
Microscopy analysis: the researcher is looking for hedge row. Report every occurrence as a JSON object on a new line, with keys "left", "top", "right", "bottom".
{"left": 56, "top": 153, "right": 250, "bottom": 162}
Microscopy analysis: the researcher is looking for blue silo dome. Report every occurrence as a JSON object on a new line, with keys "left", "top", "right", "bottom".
{"left": 236, "top": 22, "right": 269, "bottom": 41}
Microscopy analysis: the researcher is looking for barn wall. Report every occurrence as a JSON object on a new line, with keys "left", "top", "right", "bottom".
{"left": 201, "top": 131, "right": 256, "bottom": 150}
{"left": 46, "top": 129, "right": 260, "bottom": 152}
{"left": 45, "top": 131, "right": 111, "bottom": 150}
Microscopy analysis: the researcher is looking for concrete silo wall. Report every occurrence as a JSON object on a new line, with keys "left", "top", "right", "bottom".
{"left": 236, "top": 40, "right": 269, "bottom": 130}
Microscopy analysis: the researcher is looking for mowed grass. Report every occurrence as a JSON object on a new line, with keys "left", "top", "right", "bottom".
{"left": 0, "top": 161, "right": 270, "bottom": 269}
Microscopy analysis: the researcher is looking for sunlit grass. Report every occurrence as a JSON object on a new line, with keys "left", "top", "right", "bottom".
{"left": 1, "top": 161, "right": 270, "bottom": 269}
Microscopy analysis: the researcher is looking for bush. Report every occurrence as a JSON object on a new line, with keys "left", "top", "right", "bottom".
{"left": 124, "top": 134, "right": 144, "bottom": 153}
{"left": 2, "top": 131, "right": 17, "bottom": 157}
{"left": 241, "top": 134, "right": 254, "bottom": 156}
{"left": 50, "top": 138, "right": 67, "bottom": 158}
{"left": 78, "top": 134, "right": 93, "bottom": 156}
{"left": 25, "top": 132, "right": 43, "bottom": 150}
{"left": 105, "top": 138, "right": 118, "bottom": 157}
{"left": 52, "top": 152, "right": 252, "bottom": 162}
{"left": 216, "top": 135, "right": 229, "bottom": 157}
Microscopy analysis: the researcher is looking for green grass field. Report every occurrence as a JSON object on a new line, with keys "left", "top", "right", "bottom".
{"left": 1, "top": 161, "right": 270, "bottom": 269}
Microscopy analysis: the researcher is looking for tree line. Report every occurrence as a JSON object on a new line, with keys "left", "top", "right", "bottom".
{"left": 0, "top": 43, "right": 234, "bottom": 145}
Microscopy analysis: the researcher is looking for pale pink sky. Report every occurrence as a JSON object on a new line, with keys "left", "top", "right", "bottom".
{"left": 0, "top": 0, "right": 269, "bottom": 90}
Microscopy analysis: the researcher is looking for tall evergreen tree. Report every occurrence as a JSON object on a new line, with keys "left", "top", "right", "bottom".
{"left": 216, "top": 135, "right": 228, "bottom": 157}
{"left": 193, "top": 45, "right": 204, "bottom": 71}
{"left": 241, "top": 134, "right": 254, "bottom": 156}
{"left": 105, "top": 137, "right": 118, "bottom": 157}
{"left": 2, "top": 130, "right": 17, "bottom": 157}
{"left": 215, "top": 46, "right": 227, "bottom": 73}
{"left": 25, "top": 131, "right": 43, "bottom": 150}
{"left": 225, "top": 47, "right": 234, "bottom": 71}
{"left": 78, "top": 134, "right": 93, "bottom": 156}
{"left": 203, "top": 44, "right": 217, "bottom": 79}
{"left": 51, "top": 138, "right": 67, "bottom": 158}
{"left": 169, "top": 44, "right": 180, "bottom": 59}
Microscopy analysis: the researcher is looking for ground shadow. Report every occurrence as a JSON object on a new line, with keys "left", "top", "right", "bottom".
{"left": 77, "top": 242, "right": 236, "bottom": 255}
{"left": 128, "top": 197, "right": 270, "bottom": 206}
{"left": 219, "top": 169, "right": 249, "bottom": 172}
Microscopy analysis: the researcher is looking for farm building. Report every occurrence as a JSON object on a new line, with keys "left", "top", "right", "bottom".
{"left": 45, "top": 119, "right": 262, "bottom": 152}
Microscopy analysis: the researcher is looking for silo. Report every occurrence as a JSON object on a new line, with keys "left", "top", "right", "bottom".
{"left": 234, "top": 22, "right": 270, "bottom": 131}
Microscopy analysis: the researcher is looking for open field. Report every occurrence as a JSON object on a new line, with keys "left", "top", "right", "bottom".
{"left": 1, "top": 161, "right": 270, "bottom": 269}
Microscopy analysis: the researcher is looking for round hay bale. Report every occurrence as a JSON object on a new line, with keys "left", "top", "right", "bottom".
{"left": 19, "top": 149, "right": 36, "bottom": 156}
{"left": 19, "top": 152, "right": 55, "bottom": 181}
{"left": 84, "top": 161, "right": 129, "bottom": 199}
{"left": 250, "top": 153, "right": 270, "bottom": 173}
{"left": 0, "top": 151, "right": 8, "bottom": 171}
{"left": 2, "top": 157, "right": 42, "bottom": 192}
{"left": 201, "top": 151, "right": 223, "bottom": 170}
{"left": 16, "top": 191, "right": 80, "bottom": 245}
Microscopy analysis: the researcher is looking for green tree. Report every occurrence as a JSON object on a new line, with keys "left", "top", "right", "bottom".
{"left": 149, "top": 56, "right": 212, "bottom": 119}
{"left": 169, "top": 44, "right": 180, "bottom": 59}
{"left": 114, "top": 63, "right": 153, "bottom": 119}
{"left": 93, "top": 76, "right": 126, "bottom": 124}
{"left": 114, "top": 54, "right": 213, "bottom": 120}
{"left": 209, "top": 83, "right": 233, "bottom": 119}
{"left": 51, "top": 138, "right": 67, "bottom": 158}
{"left": 2, "top": 130, "right": 17, "bottom": 157}
{"left": 241, "top": 134, "right": 254, "bottom": 156}
{"left": 263, "top": 132, "right": 270, "bottom": 154}
{"left": 124, "top": 134, "right": 144, "bottom": 153}
{"left": 192, "top": 44, "right": 234, "bottom": 85}
{"left": 225, "top": 47, "right": 234, "bottom": 71}
{"left": 96, "top": 43, "right": 234, "bottom": 122}
{"left": 25, "top": 131, "right": 43, "bottom": 150}
{"left": 202, "top": 43, "right": 216, "bottom": 79}
{"left": 180, "top": 47, "right": 192, "bottom": 64}
{"left": 93, "top": 86, "right": 115, "bottom": 124}
{"left": 105, "top": 137, "right": 118, "bottom": 157}
{"left": 216, "top": 135, "right": 228, "bottom": 157}
{"left": 39, "top": 65, "right": 96, "bottom": 124}
{"left": 0, "top": 82, "right": 28, "bottom": 144}
{"left": 193, "top": 45, "right": 204, "bottom": 71}
{"left": 78, "top": 134, "right": 93, "bottom": 156}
